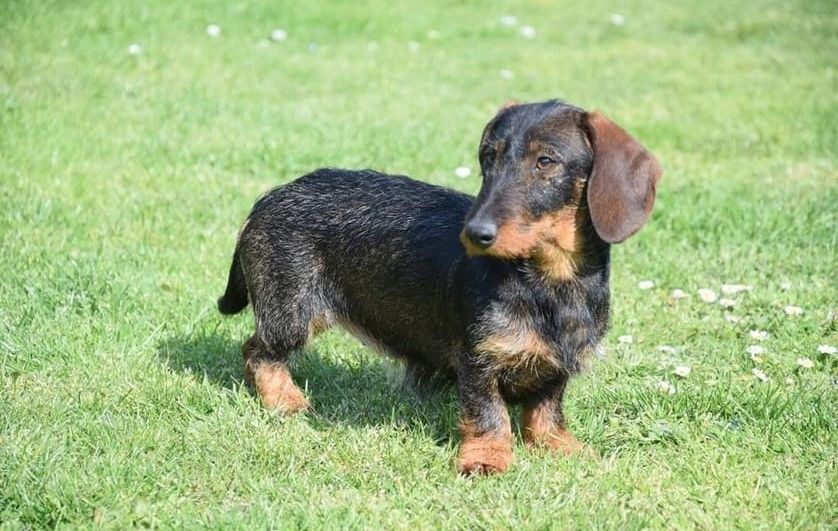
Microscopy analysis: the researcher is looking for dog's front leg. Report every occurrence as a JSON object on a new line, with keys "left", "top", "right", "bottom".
{"left": 520, "top": 374, "right": 589, "bottom": 455}
{"left": 455, "top": 366, "right": 513, "bottom": 475}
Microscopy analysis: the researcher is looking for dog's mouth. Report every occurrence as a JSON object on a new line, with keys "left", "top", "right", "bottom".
{"left": 460, "top": 214, "right": 567, "bottom": 261}
{"left": 459, "top": 216, "right": 499, "bottom": 256}
{"left": 459, "top": 229, "right": 490, "bottom": 256}
{"left": 459, "top": 218, "right": 532, "bottom": 259}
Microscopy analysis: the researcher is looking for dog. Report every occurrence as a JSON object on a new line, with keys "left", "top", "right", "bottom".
{"left": 217, "top": 99, "right": 662, "bottom": 475}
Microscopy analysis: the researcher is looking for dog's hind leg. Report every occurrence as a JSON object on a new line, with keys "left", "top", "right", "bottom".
{"left": 241, "top": 271, "right": 325, "bottom": 414}
{"left": 242, "top": 333, "right": 309, "bottom": 413}
{"left": 236, "top": 225, "right": 339, "bottom": 413}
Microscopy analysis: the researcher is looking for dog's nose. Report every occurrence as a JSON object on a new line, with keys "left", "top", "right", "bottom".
{"left": 464, "top": 221, "right": 497, "bottom": 249}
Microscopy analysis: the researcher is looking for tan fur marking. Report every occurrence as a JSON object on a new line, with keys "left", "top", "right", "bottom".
{"left": 456, "top": 415, "right": 513, "bottom": 475}
{"left": 475, "top": 327, "right": 557, "bottom": 374}
{"left": 252, "top": 361, "right": 309, "bottom": 413}
{"left": 242, "top": 336, "right": 309, "bottom": 414}
{"left": 490, "top": 217, "right": 541, "bottom": 257}
{"left": 531, "top": 207, "right": 587, "bottom": 282}
{"left": 466, "top": 205, "right": 587, "bottom": 282}
{"left": 521, "top": 403, "right": 590, "bottom": 456}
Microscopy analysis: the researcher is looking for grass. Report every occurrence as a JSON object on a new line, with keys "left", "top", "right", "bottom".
{"left": 1, "top": 0, "right": 835, "bottom": 528}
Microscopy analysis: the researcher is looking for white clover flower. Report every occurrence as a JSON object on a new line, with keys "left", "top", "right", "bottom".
{"left": 638, "top": 280, "right": 655, "bottom": 290}
{"left": 610, "top": 14, "right": 625, "bottom": 26}
{"left": 127, "top": 43, "right": 142, "bottom": 56}
{"left": 796, "top": 357, "right": 814, "bottom": 369}
{"left": 519, "top": 25, "right": 536, "bottom": 38}
{"left": 784, "top": 305, "right": 804, "bottom": 316}
{"left": 673, "top": 366, "right": 691, "bottom": 378}
{"left": 206, "top": 24, "right": 221, "bottom": 38}
{"left": 617, "top": 335, "right": 633, "bottom": 344}
{"left": 751, "top": 368, "right": 769, "bottom": 382}
{"left": 670, "top": 288, "right": 688, "bottom": 300}
{"left": 454, "top": 166, "right": 471, "bottom": 178}
{"left": 724, "top": 314, "right": 742, "bottom": 323}
{"left": 270, "top": 29, "right": 287, "bottom": 42}
{"left": 748, "top": 330, "right": 769, "bottom": 341}
{"left": 721, "top": 284, "right": 753, "bottom": 295}
{"left": 500, "top": 15, "right": 519, "bottom": 27}
{"left": 747, "top": 345, "right": 766, "bottom": 364}
{"left": 780, "top": 281, "right": 792, "bottom": 290}
{"left": 817, "top": 344, "right": 836, "bottom": 355}
{"left": 499, "top": 69, "right": 514, "bottom": 80}
{"left": 657, "top": 380, "right": 676, "bottom": 395}
{"left": 698, "top": 288, "right": 717, "bottom": 303}
{"left": 719, "top": 298, "right": 737, "bottom": 308}
{"left": 746, "top": 345, "right": 766, "bottom": 356}
{"left": 657, "top": 345, "right": 676, "bottom": 353}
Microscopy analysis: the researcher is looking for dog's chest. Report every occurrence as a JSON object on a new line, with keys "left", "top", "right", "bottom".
{"left": 474, "top": 320, "right": 560, "bottom": 375}
{"left": 472, "top": 292, "right": 601, "bottom": 393}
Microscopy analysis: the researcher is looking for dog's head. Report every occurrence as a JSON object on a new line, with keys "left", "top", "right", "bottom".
{"left": 460, "top": 100, "right": 662, "bottom": 269}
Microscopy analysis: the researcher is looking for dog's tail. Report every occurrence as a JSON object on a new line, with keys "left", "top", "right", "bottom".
{"left": 217, "top": 246, "right": 248, "bottom": 314}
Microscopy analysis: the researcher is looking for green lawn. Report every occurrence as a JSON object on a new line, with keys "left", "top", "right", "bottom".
{"left": 1, "top": 0, "right": 836, "bottom": 528}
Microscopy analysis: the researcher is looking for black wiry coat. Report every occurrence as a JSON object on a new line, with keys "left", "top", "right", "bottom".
{"left": 218, "top": 100, "right": 661, "bottom": 474}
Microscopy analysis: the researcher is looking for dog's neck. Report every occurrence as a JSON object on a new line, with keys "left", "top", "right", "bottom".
{"left": 527, "top": 207, "right": 609, "bottom": 285}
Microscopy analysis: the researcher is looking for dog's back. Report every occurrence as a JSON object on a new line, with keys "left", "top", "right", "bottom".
{"left": 220, "top": 169, "right": 475, "bottom": 373}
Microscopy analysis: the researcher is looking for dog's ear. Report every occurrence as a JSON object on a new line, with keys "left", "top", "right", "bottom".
{"left": 584, "top": 111, "right": 662, "bottom": 244}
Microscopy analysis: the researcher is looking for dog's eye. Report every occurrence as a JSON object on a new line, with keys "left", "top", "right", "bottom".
{"left": 536, "top": 156, "right": 556, "bottom": 171}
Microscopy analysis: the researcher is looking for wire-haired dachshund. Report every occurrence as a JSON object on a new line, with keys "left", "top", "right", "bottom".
{"left": 218, "top": 99, "right": 662, "bottom": 475}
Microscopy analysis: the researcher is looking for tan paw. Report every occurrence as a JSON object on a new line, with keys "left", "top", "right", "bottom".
{"left": 456, "top": 436, "right": 513, "bottom": 475}
{"left": 524, "top": 428, "right": 597, "bottom": 457}
{"left": 245, "top": 358, "right": 308, "bottom": 414}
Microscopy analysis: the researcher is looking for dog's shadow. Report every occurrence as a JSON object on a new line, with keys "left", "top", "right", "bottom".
{"left": 157, "top": 330, "right": 459, "bottom": 444}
